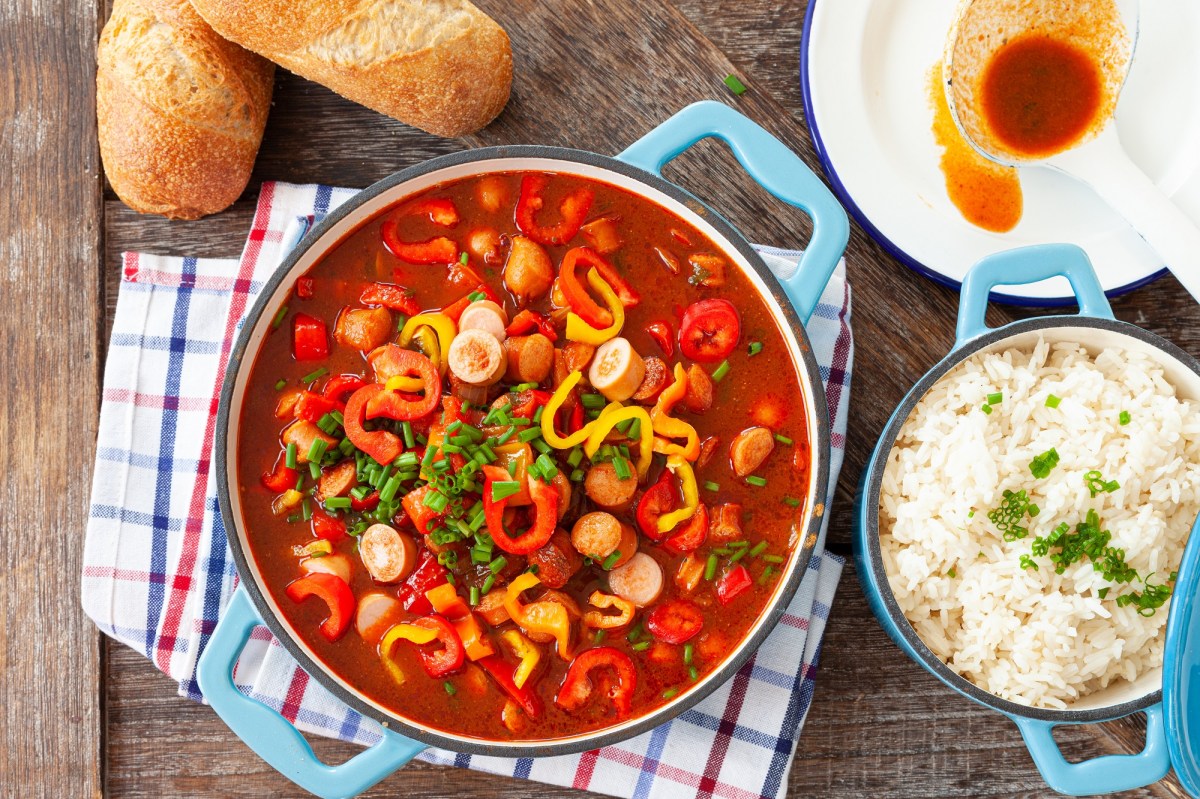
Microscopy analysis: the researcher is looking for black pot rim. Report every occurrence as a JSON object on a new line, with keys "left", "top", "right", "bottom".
{"left": 214, "top": 144, "right": 834, "bottom": 756}
{"left": 862, "top": 314, "right": 1200, "bottom": 723}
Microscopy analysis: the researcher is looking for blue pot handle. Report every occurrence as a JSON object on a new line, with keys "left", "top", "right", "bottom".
{"left": 618, "top": 100, "right": 849, "bottom": 323}
{"left": 956, "top": 244, "right": 1114, "bottom": 348}
{"left": 196, "top": 587, "right": 426, "bottom": 799}
{"left": 1012, "top": 705, "right": 1171, "bottom": 796}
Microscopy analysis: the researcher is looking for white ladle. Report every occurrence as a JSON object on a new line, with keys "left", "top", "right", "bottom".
{"left": 945, "top": 0, "right": 1200, "bottom": 301}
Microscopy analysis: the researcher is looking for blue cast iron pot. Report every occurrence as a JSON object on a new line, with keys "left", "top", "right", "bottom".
{"left": 854, "top": 243, "right": 1200, "bottom": 796}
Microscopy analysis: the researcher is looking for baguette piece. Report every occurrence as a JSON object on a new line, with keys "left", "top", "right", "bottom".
{"left": 97, "top": 0, "right": 274, "bottom": 219}
{"left": 188, "top": 0, "right": 512, "bottom": 138}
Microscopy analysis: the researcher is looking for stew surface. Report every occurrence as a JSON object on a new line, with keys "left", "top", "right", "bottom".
{"left": 238, "top": 170, "right": 812, "bottom": 741}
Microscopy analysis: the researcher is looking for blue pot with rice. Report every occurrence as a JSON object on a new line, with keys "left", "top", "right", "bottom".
{"left": 853, "top": 243, "right": 1200, "bottom": 796}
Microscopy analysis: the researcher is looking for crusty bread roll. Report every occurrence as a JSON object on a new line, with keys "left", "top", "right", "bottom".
{"left": 187, "top": 0, "right": 512, "bottom": 138}
{"left": 97, "top": 0, "right": 274, "bottom": 219}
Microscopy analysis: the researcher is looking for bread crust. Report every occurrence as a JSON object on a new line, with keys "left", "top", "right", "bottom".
{"left": 188, "top": 0, "right": 512, "bottom": 138}
{"left": 97, "top": 0, "right": 274, "bottom": 219}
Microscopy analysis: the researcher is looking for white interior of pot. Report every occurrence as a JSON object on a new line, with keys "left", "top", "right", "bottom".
{"left": 223, "top": 155, "right": 828, "bottom": 746}
{"left": 888, "top": 321, "right": 1200, "bottom": 715}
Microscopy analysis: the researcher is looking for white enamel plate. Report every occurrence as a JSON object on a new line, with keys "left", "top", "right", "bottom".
{"left": 801, "top": 0, "right": 1200, "bottom": 304}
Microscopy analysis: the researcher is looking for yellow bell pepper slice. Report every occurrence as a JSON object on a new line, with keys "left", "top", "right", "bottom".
{"left": 378, "top": 622, "right": 440, "bottom": 684}
{"left": 565, "top": 269, "right": 624, "bottom": 345}
{"left": 583, "top": 591, "right": 636, "bottom": 629}
{"left": 504, "top": 572, "right": 573, "bottom": 659}
{"left": 398, "top": 312, "right": 456, "bottom": 376}
{"left": 582, "top": 405, "right": 653, "bottom": 477}
{"left": 657, "top": 456, "right": 699, "bottom": 533}
{"left": 541, "top": 371, "right": 597, "bottom": 449}
{"left": 650, "top": 364, "right": 700, "bottom": 461}
{"left": 499, "top": 629, "right": 541, "bottom": 688}
{"left": 385, "top": 374, "right": 426, "bottom": 392}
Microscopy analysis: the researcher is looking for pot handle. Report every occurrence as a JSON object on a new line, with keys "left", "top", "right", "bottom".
{"left": 618, "top": 100, "right": 849, "bottom": 323}
{"left": 956, "top": 244, "right": 1114, "bottom": 347}
{"left": 1012, "top": 705, "right": 1171, "bottom": 796}
{"left": 196, "top": 586, "right": 426, "bottom": 799}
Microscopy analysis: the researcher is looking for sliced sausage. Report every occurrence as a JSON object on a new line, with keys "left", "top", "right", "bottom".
{"left": 580, "top": 216, "right": 622, "bottom": 254}
{"left": 697, "top": 435, "right": 721, "bottom": 469}
{"left": 359, "top": 524, "right": 417, "bottom": 584}
{"left": 448, "top": 328, "right": 507, "bottom": 386}
{"left": 527, "top": 528, "right": 582, "bottom": 589}
{"left": 466, "top": 227, "right": 503, "bottom": 265}
{"left": 551, "top": 471, "right": 573, "bottom": 521}
{"left": 584, "top": 462, "right": 638, "bottom": 510}
{"left": 730, "top": 426, "right": 775, "bottom": 478}
{"left": 449, "top": 373, "right": 489, "bottom": 407}
{"left": 589, "top": 337, "right": 646, "bottom": 402}
{"left": 301, "top": 553, "right": 351, "bottom": 584}
{"left": 688, "top": 253, "right": 727, "bottom": 288}
{"left": 503, "top": 235, "right": 553, "bottom": 300}
{"left": 477, "top": 175, "right": 508, "bottom": 212}
{"left": 682, "top": 363, "right": 714, "bottom": 414}
{"left": 709, "top": 503, "right": 744, "bottom": 543}
{"left": 355, "top": 591, "right": 404, "bottom": 645}
{"left": 314, "top": 460, "right": 356, "bottom": 503}
{"left": 458, "top": 300, "right": 508, "bottom": 342}
{"left": 675, "top": 553, "right": 705, "bottom": 594}
{"left": 612, "top": 522, "right": 638, "bottom": 568}
{"left": 524, "top": 589, "right": 582, "bottom": 644}
{"left": 282, "top": 420, "right": 338, "bottom": 463}
{"left": 570, "top": 511, "right": 623, "bottom": 559}
{"left": 562, "top": 341, "right": 596, "bottom": 375}
{"left": 607, "top": 552, "right": 664, "bottom": 607}
{"left": 334, "top": 307, "right": 392, "bottom": 352}
{"left": 475, "top": 588, "right": 511, "bottom": 626}
{"left": 504, "top": 333, "right": 554, "bottom": 384}
{"left": 633, "top": 355, "right": 669, "bottom": 402}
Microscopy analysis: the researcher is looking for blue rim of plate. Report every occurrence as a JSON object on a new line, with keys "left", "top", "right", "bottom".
{"left": 798, "top": 0, "right": 1170, "bottom": 308}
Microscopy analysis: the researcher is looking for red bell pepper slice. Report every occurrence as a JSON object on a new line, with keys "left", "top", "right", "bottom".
{"left": 716, "top": 564, "right": 753, "bottom": 606}
{"left": 515, "top": 174, "right": 594, "bottom": 246}
{"left": 293, "top": 391, "right": 340, "bottom": 423}
{"left": 397, "top": 553, "right": 446, "bottom": 615}
{"left": 636, "top": 469, "right": 678, "bottom": 541}
{"left": 678, "top": 299, "right": 741, "bottom": 363}
{"left": 381, "top": 219, "right": 458, "bottom": 264}
{"left": 285, "top": 572, "right": 355, "bottom": 643}
{"left": 508, "top": 390, "right": 553, "bottom": 420}
{"left": 559, "top": 247, "right": 641, "bottom": 329}
{"left": 311, "top": 508, "right": 348, "bottom": 543}
{"left": 344, "top": 385, "right": 403, "bottom": 465}
{"left": 261, "top": 457, "right": 298, "bottom": 493}
{"left": 323, "top": 374, "right": 368, "bottom": 404}
{"left": 554, "top": 646, "right": 636, "bottom": 718}
{"left": 481, "top": 465, "right": 558, "bottom": 555}
{"left": 403, "top": 614, "right": 466, "bottom": 678}
{"left": 401, "top": 484, "right": 445, "bottom": 535}
{"left": 405, "top": 197, "right": 459, "bottom": 227}
{"left": 360, "top": 282, "right": 421, "bottom": 315}
{"left": 506, "top": 309, "right": 558, "bottom": 342}
{"left": 441, "top": 283, "right": 501, "bottom": 323}
{"left": 364, "top": 349, "right": 441, "bottom": 422}
{"left": 350, "top": 490, "right": 380, "bottom": 512}
{"left": 295, "top": 276, "right": 315, "bottom": 299}
{"left": 646, "top": 321, "right": 675, "bottom": 359}
{"left": 646, "top": 599, "right": 704, "bottom": 645}
{"left": 292, "top": 313, "right": 329, "bottom": 361}
{"left": 569, "top": 400, "right": 585, "bottom": 434}
{"left": 478, "top": 655, "right": 544, "bottom": 718}
{"left": 664, "top": 503, "right": 709, "bottom": 555}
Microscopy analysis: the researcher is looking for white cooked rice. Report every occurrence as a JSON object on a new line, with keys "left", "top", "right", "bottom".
{"left": 879, "top": 337, "right": 1200, "bottom": 709}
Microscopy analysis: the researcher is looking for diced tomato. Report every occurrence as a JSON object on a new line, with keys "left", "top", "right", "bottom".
{"left": 716, "top": 564, "right": 753, "bottom": 606}
{"left": 261, "top": 457, "right": 298, "bottom": 493}
{"left": 285, "top": 572, "right": 355, "bottom": 642}
{"left": 554, "top": 647, "right": 636, "bottom": 718}
{"left": 311, "top": 508, "right": 347, "bottom": 543}
{"left": 515, "top": 174, "right": 594, "bottom": 246}
{"left": 381, "top": 219, "right": 458, "bottom": 264}
{"left": 343, "top": 385, "right": 403, "bottom": 465}
{"left": 678, "top": 299, "right": 740, "bottom": 363}
{"left": 636, "top": 468, "right": 678, "bottom": 541}
{"left": 478, "top": 655, "right": 543, "bottom": 718}
{"left": 402, "top": 484, "right": 444, "bottom": 535}
{"left": 360, "top": 282, "right": 421, "bottom": 315}
{"left": 292, "top": 313, "right": 330, "bottom": 361}
{"left": 506, "top": 309, "right": 558, "bottom": 342}
{"left": 645, "top": 598, "right": 704, "bottom": 645}
{"left": 646, "top": 321, "right": 674, "bottom": 358}
{"left": 350, "top": 490, "right": 380, "bottom": 512}
{"left": 295, "top": 276, "right": 315, "bottom": 299}
{"left": 323, "top": 374, "right": 368, "bottom": 404}
{"left": 293, "top": 391, "right": 340, "bottom": 423}
{"left": 398, "top": 553, "right": 447, "bottom": 615}
{"left": 406, "top": 197, "right": 459, "bottom": 227}
{"left": 664, "top": 504, "right": 709, "bottom": 555}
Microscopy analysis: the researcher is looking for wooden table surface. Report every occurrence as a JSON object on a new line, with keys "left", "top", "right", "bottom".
{"left": 6, "top": 0, "right": 1199, "bottom": 796}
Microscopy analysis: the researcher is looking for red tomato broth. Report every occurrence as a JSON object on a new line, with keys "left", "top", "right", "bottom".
{"left": 236, "top": 170, "right": 813, "bottom": 741}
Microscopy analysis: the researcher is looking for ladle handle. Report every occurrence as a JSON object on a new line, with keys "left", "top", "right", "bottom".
{"left": 1051, "top": 129, "right": 1200, "bottom": 303}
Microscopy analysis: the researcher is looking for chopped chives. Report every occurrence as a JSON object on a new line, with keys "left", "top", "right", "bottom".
{"left": 495, "top": 426, "right": 516, "bottom": 445}
{"left": 308, "top": 461, "right": 321, "bottom": 479}
{"left": 612, "top": 456, "right": 632, "bottom": 481}
{"left": 723, "top": 74, "right": 747, "bottom": 95}
{"left": 762, "top": 554, "right": 785, "bottom": 564}
{"left": 307, "top": 438, "right": 328, "bottom": 463}
{"left": 683, "top": 643, "right": 694, "bottom": 665}
{"left": 567, "top": 447, "right": 584, "bottom": 468}
{"left": 704, "top": 554, "right": 718, "bottom": 581}
{"left": 512, "top": 382, "right": 539, "bottom": 392}
{"left": 489, "top": 556, "right": 508, "bottom": 574}
{"left": 374, "top": 464, "right": 394, "bottom": 490}
{"left": 981, "top": 403, "right": 993, "bottom": 415}
{"left": 749, "top": 541, "right": 768, "bottom": 557}
{"left": 628, "top": 417, "right": 641, "bottom": 440}
{"left": 479, "top": 443, "right": 496, "bottom": 462}
{"left": 1119, "top": 410, "right": 1131, "bottom": 425}
{"left": 491, "top": 480, "right": 522, "bottom": 501}
{"left": 481, "top": 574, "right": 496, "bottom": 595}
{"left": 301, "top": 367, "right": 328, "bottom": 384}
{"left": 626, "top": 622, "right": 644, "bottom": 642}
{"left": 729, "top": 547, "right": 749, "bottom": 563}
{"left": 469, "top": 585, "right": 480, "bottom": 606}
{"left": 518, "top": 427, "right": 543, "bottom": 443}
{"left": 661, "top": 687, "right": 679, "bottom": 699}
{"left": 782, "top": 496, "right": 801, "bottom": 508}
{"left": 570, "top": 468, "right": 585, "bottom": 482}
{"left": 774, "top": 433, "right": 793, "bottom": 445}
{"left": 423, "top": 489, "right": 450, "bottom": 512}
{"left": 331, "top": 411, "right": 344, "bottom": 426}
{"left": 350, "top": 485, "right": 371, "bottom": 501}
{"left": 581, "top": 393, "right": 606, "bottom": 410}
{"left": 401, "top": 421, "right": 415, "bottom": 448}
{"left": 444, "top": 681, "right": 457, "bottom": 696}
{"left": 270, "top": 304, "right": 289, "bottom": 329}
{"left": 274, "top": 379, "right": 287, "bottom": 391}
{"left": 987, "top": 391, "right": 1003, "bottom": 405}
{"left": 301, "top": 499, "right": 312, "bottom": 521}
{"left": 286, "top": 513, "right": 301, "bottom": 524}
{"left": 747, "top": 341, "right": 763, "bottom": 356}
{"left": 379, "top": 475, "right": 403, "bottom": 504}
{"left": 745, "top": 475, "right": 767, "bottom": 487}
{"left": 285, "top": 442, "right": 298, "bottom": 469}
{"left": 757, "top": 565, "right": 777, "bottom": 585}
{"left": 688, "top": 665, "right": 699, "bottom": 681}
{"left": 1046, "top": 394, "right": 1062, "bottom": 408}
{"left": 324, "top": 497, "right": 352, "bottom": 510}
{"left": 531, "top": 438, "right": 552, "bottom": 455}
{"left": 703, "top": 480, "right": 720, "bottom": 492}
{"left": 471, "top": 547, "right": 491, "bottom": 564}
{"left": 711, "top": 360, "right": 731, "bottom": 383}
{"left": 532, "top": 405, "right": 545, "bottom": 425}
{"left": 394, "top": 452, "right": 419, "bottom": 470}
{"left": 593, "top": 629, "right": 606, "bottom": 645}
{"left": 601, "top": 550, "right": 622, "bottom": 570}
{"left": 632, "top": 640, "right": 651, "bottom": 652}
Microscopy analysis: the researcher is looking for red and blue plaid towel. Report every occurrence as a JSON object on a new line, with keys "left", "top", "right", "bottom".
{"left": 83, "top": 182, "right": 851, "bottom": 799}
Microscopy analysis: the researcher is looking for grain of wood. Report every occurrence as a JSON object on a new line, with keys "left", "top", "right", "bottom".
{"left": 83, "top": 0, "right": 1200, "bottom": 796}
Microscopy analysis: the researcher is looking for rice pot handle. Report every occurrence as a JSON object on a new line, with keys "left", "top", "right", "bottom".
{"left": 618, "top": 101, "right": 849, "bottom": 323}
{"left": 955, "top": 244, "right": 1114, "bottom": 348}
{"left": 196, "top": 587, "right": 426, "bottom": 799}
{"left": 1012, "top": 705, "right": 1171, "bottom": 796}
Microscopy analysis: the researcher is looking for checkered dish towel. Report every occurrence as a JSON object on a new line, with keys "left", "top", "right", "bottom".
{"left": 83, "top": 182, "right": 851, "bottom": 799}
